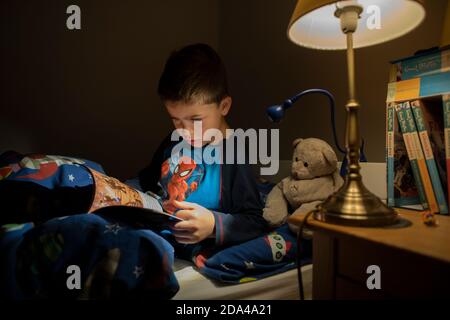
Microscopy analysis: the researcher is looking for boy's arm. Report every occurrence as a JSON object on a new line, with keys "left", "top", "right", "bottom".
{"left": 212, "top": 162, "right": 269, "bottom": 247}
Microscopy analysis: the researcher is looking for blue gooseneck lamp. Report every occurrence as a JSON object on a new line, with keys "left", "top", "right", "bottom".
{"left": 267, "top": 88, "right": 367, "bottom": 177}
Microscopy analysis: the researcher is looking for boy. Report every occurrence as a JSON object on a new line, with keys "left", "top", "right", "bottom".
{"left": 138, "top": 43, "right": 268, "bottom": 256}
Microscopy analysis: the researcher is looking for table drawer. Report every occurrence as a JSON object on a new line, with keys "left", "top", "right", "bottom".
{"left": 335, "top": 276, "right": 387, "bottom": 299}
{"left": 335, "top": 235, "right": 450, "bottom": 298}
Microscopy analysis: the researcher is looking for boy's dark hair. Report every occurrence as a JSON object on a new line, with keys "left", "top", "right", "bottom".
{"left": 158, "top": 43, "right": 229, "bottom": 104}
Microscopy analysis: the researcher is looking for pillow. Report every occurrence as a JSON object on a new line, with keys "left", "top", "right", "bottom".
{"left": 191, "top": 224, "right": 312, "bottom": 283}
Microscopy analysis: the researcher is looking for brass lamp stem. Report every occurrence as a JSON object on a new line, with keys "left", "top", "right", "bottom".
{"left": 346, "top": 32, "right": 356, "bottom": 101}
{"left": 345, "top": 31, "right": 361, "bottom": 182}
{"left": 313, "top": 5, "right": 398, "bottom": 227}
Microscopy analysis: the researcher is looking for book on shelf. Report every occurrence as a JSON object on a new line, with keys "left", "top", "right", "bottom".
{"left": 389, "top": 46, "right": 450, "bottom": 82}
{"left": 387, "top": 71, "right": 450, "bottom": 103}
{"left": 410, "top": 99, "right": 449, "bottom": 214}
{"left": 386, "top": 102, "right": 422, "bottom": 208}
{"left": 87, "top": 168, "right": 183, "bottom": 229}
{"left": 386, "top": 48, "right": 450, "bottom": 213}
{"left": 393, "top": 102, "right": 429, "bottom": 211}
{"left": 443, "top": 94, "right": 450, "bottom": 211}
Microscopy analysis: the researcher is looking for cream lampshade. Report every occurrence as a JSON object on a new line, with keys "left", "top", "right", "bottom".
{"left": 286, "top": 0, "right": 426, "bottom": 227}
{"left": 288, "top": 0, "right": 426, "bottom": 50}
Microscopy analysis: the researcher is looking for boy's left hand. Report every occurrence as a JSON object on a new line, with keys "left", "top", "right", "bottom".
{"left": 170, "top": 200, "right": 215, "bottom": 244}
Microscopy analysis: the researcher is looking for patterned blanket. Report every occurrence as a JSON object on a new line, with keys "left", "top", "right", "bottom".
{"left": 0, "top": 151, "right": 311, "bottom": 299}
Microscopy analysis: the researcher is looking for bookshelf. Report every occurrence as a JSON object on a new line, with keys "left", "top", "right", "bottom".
{"left": 386, "top": 46, "right": 450, "bottom": 214}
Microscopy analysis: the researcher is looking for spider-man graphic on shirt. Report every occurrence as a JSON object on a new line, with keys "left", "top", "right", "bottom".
{"left": 159, "top": 155, "right": 204, "bottom": 213}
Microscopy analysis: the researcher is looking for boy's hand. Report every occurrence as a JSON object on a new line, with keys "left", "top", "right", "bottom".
{"left": 170, "top": 200, "right": 215, "bottom": 244}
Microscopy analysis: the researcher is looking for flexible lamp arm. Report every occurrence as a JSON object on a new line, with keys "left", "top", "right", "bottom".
{"left": 267, "top": 89, "right": 346, "bottom": 154}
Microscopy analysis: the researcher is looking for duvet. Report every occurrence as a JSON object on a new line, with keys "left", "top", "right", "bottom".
{"left": 0, "top": 151, "right": 311, "bottom": 299}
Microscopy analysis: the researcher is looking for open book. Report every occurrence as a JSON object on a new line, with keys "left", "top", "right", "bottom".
{"left": 87, "top": 168, "right": 183, "bottom": 229}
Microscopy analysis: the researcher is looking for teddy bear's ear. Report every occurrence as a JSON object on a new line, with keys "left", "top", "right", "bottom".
{"left": 322, "top": 146, "right": 338, "bottom": 168}
{"left": 292, "top": 138, "right": 303, "bottom": 148}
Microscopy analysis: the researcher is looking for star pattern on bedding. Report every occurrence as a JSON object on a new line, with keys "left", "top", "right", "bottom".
{"left": 220, "top": 263, "right": 231, "bottom": 271}
{"left": 0, "top": 151, "right": 313, "bottom": 296}
{"left": 133, "top": 266, "right": 144, "bottom": 279}
{"left": 1, "top": 213, "right": 180, "bottom": 299}
{"left": 104, "top": 223, "right": 122, "bottom": 235}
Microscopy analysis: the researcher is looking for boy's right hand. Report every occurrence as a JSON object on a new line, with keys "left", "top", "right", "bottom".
{"left": 170, "top": 200, "right": 215, "bottom": 244}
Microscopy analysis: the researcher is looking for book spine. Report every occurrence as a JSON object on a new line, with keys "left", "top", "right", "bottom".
{"left": 387, "top": 71, "right": 450, "bottom": 103}
{"left": 404, "top": 101, "right": 439, "bottom": 213}
{"left": 392, "top": 49, "right": 450, "bottom": 81}
{"left": 411, "top": 100, "right": 449, "bottom": 214}
{"left": 392, "top": 103, "right": 421, "bottom": 207}
{"left": 443, "top": 94, "right": 450, "bottom": 213}
{"left": 394, "top": 103, "right": 429, "bottom": 210}
{"left": 389, "top": 64, "right": 399, "bottom": 83}
{"left": 387, "top": 103, "right": 395, "bottom": 207}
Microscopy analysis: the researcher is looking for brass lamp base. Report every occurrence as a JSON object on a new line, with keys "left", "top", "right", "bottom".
{"left": 314, "top": 178, "right": 398, "bottom": 227}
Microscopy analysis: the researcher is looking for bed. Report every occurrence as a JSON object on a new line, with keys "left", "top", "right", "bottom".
{"left": 0, "top": 151, "right": 385, "bottom": 300}
{"left": 171, "top": 161, "right": 386, "bottom": 300}
{"left": 173, "top": 258, "right": 313, "bottom": 300}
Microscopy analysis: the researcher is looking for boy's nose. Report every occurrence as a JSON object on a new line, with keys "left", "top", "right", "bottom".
{"left": 176, "top": 126, "right": 195, "bottom": 140}
{"left": 182, "top": 123, "right": 195, "bottom": 134}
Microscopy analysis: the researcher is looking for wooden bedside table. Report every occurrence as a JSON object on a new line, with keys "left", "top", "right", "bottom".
{"left": 289, "top": 208, "right": 450, "bottom": 299}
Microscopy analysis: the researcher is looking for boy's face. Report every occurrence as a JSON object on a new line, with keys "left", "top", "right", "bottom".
{"left": 165, "top": 96, "right": 231, "bottom": 147}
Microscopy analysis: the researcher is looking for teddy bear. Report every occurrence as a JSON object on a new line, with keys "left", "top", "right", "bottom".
{"left": 263, "top": 137, "right": 344, "bottom": 233}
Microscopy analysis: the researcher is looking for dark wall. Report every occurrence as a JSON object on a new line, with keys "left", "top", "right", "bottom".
{"left": 1, "top": 0, "right": 219, "bottom": 180}
{"left": 1, "top": 0, "right": 448, "bottom": 180}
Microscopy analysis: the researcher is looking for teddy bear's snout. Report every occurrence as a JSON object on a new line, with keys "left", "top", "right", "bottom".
{"left": 292, "top": 168, "right": 310, "bottom": 180}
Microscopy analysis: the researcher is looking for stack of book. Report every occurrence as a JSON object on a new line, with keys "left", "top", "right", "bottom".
{"left": 386, "top": 46, "right": 450, "bottom": 214}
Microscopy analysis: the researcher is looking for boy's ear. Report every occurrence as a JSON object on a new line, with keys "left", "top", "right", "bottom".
{"left": 219, "top": 96, "right": 232, "bottom": 116}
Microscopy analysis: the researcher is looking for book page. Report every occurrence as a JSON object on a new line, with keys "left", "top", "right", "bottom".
{"left": 137, "top": 190, "right": 164, "bottom": 213}
{"left": 87, "top": 168, "right": 165, "bottom": 213}
{"left": 85, "top": 168, "right": 184, "bottom": 228}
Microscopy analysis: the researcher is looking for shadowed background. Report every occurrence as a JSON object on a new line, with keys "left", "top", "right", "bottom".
{"left": 1, "top": 0, "right": 448, "bottom": 180}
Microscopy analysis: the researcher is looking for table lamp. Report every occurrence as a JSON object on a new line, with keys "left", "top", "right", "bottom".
{"left": 287, "top": 0, "right": 426, "bottom": 226}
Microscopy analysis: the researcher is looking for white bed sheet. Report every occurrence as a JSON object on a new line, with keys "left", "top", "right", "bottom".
{"left": 172, "top": 259, "right": 313, "bottom": 300}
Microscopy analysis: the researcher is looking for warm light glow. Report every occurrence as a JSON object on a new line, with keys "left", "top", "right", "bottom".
{"left": 288, "top": 0, "right": 426, "bottom": 50}
{"left": 336, "top": 0, "right": 360, "bottom": 9}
